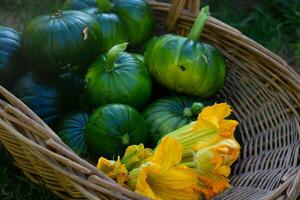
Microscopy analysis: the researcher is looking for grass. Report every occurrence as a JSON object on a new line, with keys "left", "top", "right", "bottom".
{"left": 0, "top": 145, "right": 57, "bottom": 200}
{"left": 0, "top": 0, "right": 62, "bottom": 31}
{"left": 0, "top": 0, "right": 299, "bottom": 199}
{"left": 202, "top": 0, "right": 300, "bottom": 68}
{"left": 0, "top": 2, "right": 63, "bottom": 199}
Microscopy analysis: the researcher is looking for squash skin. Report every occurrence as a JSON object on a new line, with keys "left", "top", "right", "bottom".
{"left": 11, "top": 72, "right": 75, "bottom": 128}
{"left": 83, "top": 0, "right": 154, "bottom": 49}
{"left": 112, "top": 0, "right": 154, "bottom": 46}
{"left": 57, "top": 111, "right": 89, "bottom": 157}
{"left": 21, "top": 10, "right": 102, "bottom": 76}
{"left": 84, "top": 52, "right": 152, "bottom": 109}
{"left": 143, "top": 96, "right": 212, "bottom": 146}
{"left": 0, "top": 26, "right": 26, "bottom": 89}
{"left": 84, "top": 104, "right": 149, "bottom": 159}
{"left": 145, "top": 34, "right": 227, "bottom": 98}
{"left": 83, "top": 8, "right": 127, "bottom": 52}
{"left": 63, "top": 0, "right": 97, "bottom": 10}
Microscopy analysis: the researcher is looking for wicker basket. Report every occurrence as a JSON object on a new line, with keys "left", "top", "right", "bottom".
{"left": 0, "top": 0, "right": 299, "bottom": 199}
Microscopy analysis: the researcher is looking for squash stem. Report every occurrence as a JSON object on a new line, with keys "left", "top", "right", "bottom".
{"left": 97, "top": 0, "right": 113, "bottom": 12}
{"left": 121, "top": 133, "right": 130, "bottom": 145}
{"left": 54, "top": 10, "right": 62, "bottom": 17}
{"left": 183, "top": 102, "right": 204, "bottom": 117}
{"left": 191, "top": 102, "right": 204, "bottom": 116}
{"left": 105, "top": 43, "right": 128, "bottom": 72}
{"left": 187, "top": 6, "right": 210, "bottom": 41}
{"left": 181, "top": 161, "right": 195, "bottom": 168}
{"left": 183, "top": 108, "right": 193, "bottom": 117}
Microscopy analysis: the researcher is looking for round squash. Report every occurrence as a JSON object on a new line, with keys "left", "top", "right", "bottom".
{"left": 0, "top": 26, "right": 26, "bottom": 89}
{"left": 63, "top": 0, "right": 97, "bottom": 10}
{"left": 143, "top": 96, "right": 212, "bottom": 146}
{"left": 83, "top": 7, "right": 127, "bottom": 52}
{"left": 84, "top": 43, "right": 152, "bottom": 109}
{"left": 83, "top": 0, "right": 153, "bottom": 50}
{"left": 57, "top": 111, "right": 89, "bottom": 157}
{"left": 145, "top": 7, "right": 226, "bottom": 98}
{"left": 11, "top": 72, "right": 75, "bottom": 128}
{"left": 84, "top": 104, "right": 149, "bottom": 159}
{"left": 21, "top": 10, "right": 102, "bottom": 76}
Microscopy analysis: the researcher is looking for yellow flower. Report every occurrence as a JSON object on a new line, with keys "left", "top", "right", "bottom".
{"left": 167, "top": 103, "right": 239, "bottom": 160}
{"left": 193, "top": 103, "right": 238, "bottom": 138}
{"left": 96, "top": 156, "right": 128, "bottom": 186}
{"left": 121, "top": 144, "right": 153, "bottom": 171}
{"left": 191, "top": 139, "right": 240, "bottom": 199}
{"left": 128, "top": 136, "right": 201, "bottom": 200}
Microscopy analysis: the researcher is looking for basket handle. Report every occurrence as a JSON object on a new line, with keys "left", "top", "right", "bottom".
{"left": 167, "top": 0, "right": 200, "bottom": 31}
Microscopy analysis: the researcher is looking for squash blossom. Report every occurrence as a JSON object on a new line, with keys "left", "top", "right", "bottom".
{"left": 121, "top": 144, "right": 153, "bottom": 171}
{"left": 128, "top": 136, "right": 201, "bottom": 200}
{"left": 184, "top": 139, "right": 240, "bottom": 199}
{"left": 96, "top": 156, "right": 128, "bottom": 186}
{"left": 167, "top": 103, "right": 239, "bottom": 161}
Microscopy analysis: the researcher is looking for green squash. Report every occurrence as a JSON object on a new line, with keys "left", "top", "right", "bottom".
{"left": 11, "top": 72, "right": 75, "bottom": 128}
{"left": 145, "top": 7, "right": 227, "bottom": 98}
{"left": 83, "top": 0, "right": 153, "bottom": 50}
{"left": 83, "top": 7, "right": 127, "bottom": 52}
{"left": 21, "top": 10, "right": 102, "bottom": 76}
{"left": 63, "top": 0, "right": 97, "bottom": 10}
{"left": 57, "top": 111, "right": 89, "bottom": 157}
{"left": 143, "top": 96, "right": 212, "bottom": 146}
{"left": 84, "top": 104, "right": 149, "bottom": 159}
{"left": 0, "top": 26, "right": 26, "bottom": 89}
{"left": 84, "top": 43, "right": 152, "bottom": 109}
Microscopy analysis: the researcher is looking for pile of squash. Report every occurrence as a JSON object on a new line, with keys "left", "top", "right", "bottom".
{"left": 0, "top": 0, "right": 227, "bottom": 161}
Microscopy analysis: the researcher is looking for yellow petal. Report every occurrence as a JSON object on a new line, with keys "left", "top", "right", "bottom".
{"left": 131, "top": 164, "right": 161, "bottom": 200}
{"left": 199, "top": 103, "right": 232, "bottom": 122}
{"left": 193, "top": 103, "right": 237, "bottom": 136}
{"left": 121, "top": 144, "right": 153, "bottom": 171}
{"left": 96, "top": 157, "right": 113, "bottom": 174}
{"left": 152, "top": 136, "right": 182, "bottom": 172}
{"left": 167, "top": 103, "right": 239, "bottom": 159}
{"left": 96, "top": 156, "right": 128, "bottom": 186}
{"left": 195, "top": 139, "right": 239, "bottom": 175}
{"left": 219, "top": 120, "right": 238, "bottom": 137}
{"left": 114, "top": 157, "right": 129, "bottom": 185}
{"left": 198, "top": 173, "right": 230, "bottom": 199}
{"left": 132, "top": 164, "right": 201, "bottom": 200}
{"left": 216, "top": 166, "right": 231, "bottom": 177}
{"left": 193, "top": 139, "right": 240, "bottom": 198}
{"left": 128, "top": 137, "right": 201, "bottom": 200}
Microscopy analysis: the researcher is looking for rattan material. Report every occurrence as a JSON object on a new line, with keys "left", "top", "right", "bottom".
{"left": 0, "top": 0, "right": 299, "bottom": 199}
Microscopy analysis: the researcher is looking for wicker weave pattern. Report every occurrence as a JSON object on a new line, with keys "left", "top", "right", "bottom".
{"left": 0, "top": 0, "right": 299, "bottom": 199}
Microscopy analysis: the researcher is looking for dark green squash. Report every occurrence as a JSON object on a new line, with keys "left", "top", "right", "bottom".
{"left": 11, "top": 72, "right": 75, "bottom": 128}
{"left": 57, "top": 111, "right": 89, "bottom": 157}
{"left": 59, "top": 72, "right": 85, "bottom": 101}
{"left": 83, "top": 7, "right": 127, "bottom": 52}
{"left": 82, "top": 0, "right": 153, "bottom": 51}
{"left": 145, "top": 7, "right": 227, "bottom": 98}
{"left": 84, "top": 43, "right": 152, "bottom": 109}
{"left": 0, "top": 26, "right": 26, "bottom": 89}
{"left": 63, "top": 0, "right": 97, "bottom": 10}
{"left": 84, "top": 104, "right": 149, "bottom": 159}
{"left": 143, "top": 96, "right": 213, "bottom": 146}
{"left": 21, "top": 10, "right": 102, "bottom": 76}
